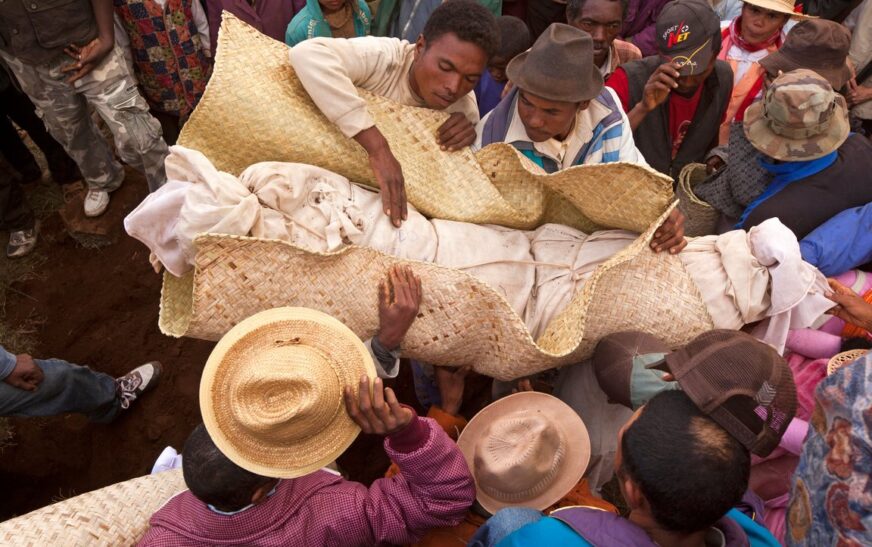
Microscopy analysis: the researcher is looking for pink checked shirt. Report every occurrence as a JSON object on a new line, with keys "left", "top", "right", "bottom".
{"left": 138, "top": 416, "right": 475, "bottom": 546}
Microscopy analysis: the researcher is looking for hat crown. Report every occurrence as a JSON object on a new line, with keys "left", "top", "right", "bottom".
{"left": 231, "top": 345, "right": 341, "bottom": 443}
{"left": 783, "top": 19, "right": 851, "bottom": 61}
{"left": 763, "top": 69, "right": 837, "bottom": 139}
{"left": 474, "top": 412, "right": 565, "bottom": 502}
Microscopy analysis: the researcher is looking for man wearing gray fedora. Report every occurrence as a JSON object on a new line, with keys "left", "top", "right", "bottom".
{"left": 474, "top": 23, "right": 686, "bottom": 254}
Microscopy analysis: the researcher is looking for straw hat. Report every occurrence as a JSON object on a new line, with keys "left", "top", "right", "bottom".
{"left": 456, "top": 392, "right": 591, "bottom": 514}
{"left": 743, "top": 0, "right": 813, "bottom": 19}
{"left": 827, "top": 349, "right": 868, "bottom": 376}
{"left": 199, "top": 307, "right": 376, "bottom": 478}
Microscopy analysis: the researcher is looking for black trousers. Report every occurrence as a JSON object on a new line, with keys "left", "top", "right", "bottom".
{"left": 0, "top": 159, "right": 34, "bottom": 231}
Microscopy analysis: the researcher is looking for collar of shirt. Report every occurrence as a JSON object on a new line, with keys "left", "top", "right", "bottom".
{"left": 502, "top": 93, "right": 611, "bottom": 169}
{"left": 598, "top": 45, "right": 614, "bottom": 78}
{"left": 207, "top": 482, "right": 280, "bottom": 516}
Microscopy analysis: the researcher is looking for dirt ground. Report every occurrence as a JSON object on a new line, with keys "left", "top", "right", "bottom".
{"left": 1, "top": 168, "right": 494, "bottom": 520}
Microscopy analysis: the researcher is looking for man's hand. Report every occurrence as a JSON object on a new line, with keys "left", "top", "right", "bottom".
{"left": 650, "top": 208, "right": 687, "bottom": 254}
{"left": 641, "top": 61, "right": 681, "bottom": 112}
{"left": 376, "top": 265, "right": 422, "bottom": 350}
{"left": 827, "top": 278, "right": 872, "bottom": 332}
{"left": 355, "top": 127, "right": 407, "bottom": 227}
{"left": 4, "top": 354, "right": 45, "bottom": 391}
{"left": 344, "top": 376, "right": 413, "bottom": 435}
{"left": 846, "top": 79, "right": 872, "bottom": 108}
{"left": 436, "top": 113, "right": 476, "bottom": 151}
{"left": 61, "top": 37, "right": 113, "bottom": 84}
{"left": 434, "top": 365, "right": 470, "bottom": 415}
{"left": 705, "top": 156, "right": 725, "bottom": 174}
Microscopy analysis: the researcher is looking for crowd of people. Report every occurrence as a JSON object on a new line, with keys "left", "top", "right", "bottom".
{"left": 2, "top": 0, "right": 872, "bottom": 545}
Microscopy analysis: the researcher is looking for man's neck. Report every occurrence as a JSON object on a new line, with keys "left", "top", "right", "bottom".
{"left": 629, "top": 512, "right": 708, "bottom": 547}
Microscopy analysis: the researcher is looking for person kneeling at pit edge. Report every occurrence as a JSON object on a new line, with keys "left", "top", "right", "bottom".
{"left": 0, "top": 344, "right": 160, "bottom": 421}
{"left": 138, "top": 304, "right": 474, "bottom": 546}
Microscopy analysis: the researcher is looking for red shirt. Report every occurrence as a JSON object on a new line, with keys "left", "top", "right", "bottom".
{"left": 606, "top": 67, "right": 704, "bottom": 159}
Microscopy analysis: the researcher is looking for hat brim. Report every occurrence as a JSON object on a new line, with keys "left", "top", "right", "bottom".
{"left": 200, "top": 307, "right": 377, "bottom": 478}
{"left": 456, "top": 392, "right": 591, "bottom": 515}
{"left": 742, "top": 0, "right": 815, "bottom": 19}
{"left": 505, "top": 51, "right": 604, "bottom": 103}
{"left": 759, "top": 51, "right": 853, "bottom": 90}
{"left": 743, "top": 96, "right": 850, "bottom": 161}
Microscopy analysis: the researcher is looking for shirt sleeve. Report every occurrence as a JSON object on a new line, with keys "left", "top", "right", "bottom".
{"left": 191, "top": 0, "right": 212, "bottom": 55}
{"left": 605, "top": 67, "right": 632, "bottom": 114}
{"left": 602, "top": 86, "right": 647, "bottom": 165}
{"left": 288, "top": 36, "right": 405, "bottom": 138}
{"left": 364, "top": 336, "right": 401, "bottom": 379}
{"left": 472, "top": 110, "right": 492, "bottom": 151}
{"left": 0, "top": 346, "right": 17, "bottom": 381}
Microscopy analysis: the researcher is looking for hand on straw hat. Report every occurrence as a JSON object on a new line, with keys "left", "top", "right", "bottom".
{"left": 826, "top": 278, "right": 872, "bottom": 333}
{"left": 354, "top": 127, "right": 407, "bottom": 227}
{"left": 376, "top": 265, "right": 423, "bottom": 350}
{"left": 436, "top": 113, "right": 477, "bottom": 151}
{"left": 3, "top": 354, "right": 45, "bottom": 391}
{"left": 651, "top": 209, "right": 687, "bottom": 254}
{"left": 434, "top": 365, "right": 471, "bottom": 415}
{"left": 344, "top": 376, "right": 414, "bottom": 435}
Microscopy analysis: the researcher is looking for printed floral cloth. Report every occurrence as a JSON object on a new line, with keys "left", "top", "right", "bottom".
{"left": 787, "top": 352, "right": 872, "bottom": 546}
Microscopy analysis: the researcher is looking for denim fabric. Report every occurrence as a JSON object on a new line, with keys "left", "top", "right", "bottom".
{"left": 468, "top": 507, "right": 544, "bottom": 547}
{"left": 0, "top": 357, "right": 119, "bottom": 422}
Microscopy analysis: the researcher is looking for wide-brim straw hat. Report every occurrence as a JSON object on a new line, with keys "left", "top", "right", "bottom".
{"left": 200, "top": 307, "right": 376, "bottom": 478}
{"left": 457, "top": 392, "right": 590, "bottom": 514}
{"left": 742, "top": 0, "right": 814, "bottom": 19}
{"left": 744, "top": 69, "right": 849, "bottom": 161}
{"left": 505, "top": 23, "right": 603, "bottom": 103}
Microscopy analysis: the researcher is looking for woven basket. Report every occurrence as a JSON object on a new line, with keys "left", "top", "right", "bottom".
{"left": 827, "top": 349, "right": 868, "bottom": 376}
{"left": 178, "top": 14, "right": 674, "bottom": 233}
{"left": 0, "top": 470, "right": 185, "bottom": 546}
{"left": 676, "top": 163, "right": 720, "bottom": 237}
{"left": 160, "top": 206, "right": 715, "bottom": 381}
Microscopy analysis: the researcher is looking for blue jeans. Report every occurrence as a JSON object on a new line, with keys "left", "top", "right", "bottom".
{"left": 0, "top": 358, "right": 119, "bottom": 422}
{"left": 468, "top": 507, "right": 544, "bottom": 547}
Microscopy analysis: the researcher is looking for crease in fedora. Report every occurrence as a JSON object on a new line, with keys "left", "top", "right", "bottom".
{"left": 474, "top": 415, "right": 566, "bottom": 502}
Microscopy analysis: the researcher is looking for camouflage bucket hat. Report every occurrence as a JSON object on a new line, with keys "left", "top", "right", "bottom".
{"left": 744, "top": 69, "right": 849, "bottom": 161}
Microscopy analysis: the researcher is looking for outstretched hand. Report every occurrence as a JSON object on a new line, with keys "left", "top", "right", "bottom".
{"left": 344, "top": 376, "right": 413, "bottom": 435}
{"left": 376, "top": 265, "right": 422, "bottom": 350}
{"left": 827, "top": 278, "right": 872, "bottom": 332}
{"left": 651, "top": 209, "right": 687, "bottom": 254}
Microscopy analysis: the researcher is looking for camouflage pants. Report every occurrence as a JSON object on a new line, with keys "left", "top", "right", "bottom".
{"left": 0, "top": 45, "right": 168, "bottom": 192}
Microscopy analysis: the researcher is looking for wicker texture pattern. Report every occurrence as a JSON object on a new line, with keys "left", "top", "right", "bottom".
{"left": 0, "top": 470, "right": 185, "bottom": 546}
{"left": 677, "top": 163, "right": 720, "bottom": 237}
{"left": 160, "top": 207, "right": 715, "bottom": 381}
{"left": 177, "top": 14, "right": 674, "bottom": 233}
{"left": 827, "top": 349, "right": 868, "bottom": 376}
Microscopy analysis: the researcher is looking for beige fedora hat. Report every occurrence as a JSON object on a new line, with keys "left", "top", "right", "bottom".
{"left": 457, "top": 392, "right": 591, "bottom": 514}
{"left": 200, "top": 307, "right": 376, "bottom": 478}
{"left": 743, "top": 0, "right": 813, "bottom": 19}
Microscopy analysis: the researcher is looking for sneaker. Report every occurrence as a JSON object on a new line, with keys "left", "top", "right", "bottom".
{"left": 7, "top": 222, "right": 39, "bottom": 258}
{"left": 84, "top": 189, "right": 110, "bottom": 217}
{"left": 115, "top": 361, "right": 163, "bottom": 410}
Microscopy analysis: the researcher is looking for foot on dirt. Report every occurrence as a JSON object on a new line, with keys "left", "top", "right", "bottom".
{"left": 115, "top": 361, "right": 163, "bottom": 410}
{"left": 6, "top": 222, "right": 39, "bottom": 258}
{"left": 84, "top": 190, "right": 110, "bottom": 217}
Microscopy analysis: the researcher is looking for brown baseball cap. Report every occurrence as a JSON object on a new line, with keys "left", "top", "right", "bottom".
{"left": 759, "top": 19, "right": 852, "bottom": 90}
{"left": 651, "top": 330, "right": 797, "bottom": 457}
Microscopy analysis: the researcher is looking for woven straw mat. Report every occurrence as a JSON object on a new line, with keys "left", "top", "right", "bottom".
{"left": 676, "top": 163, "right": 719, "bottom": 237}
{"left": 177, "top": 13, "right": 674, "bottom": 234}
{"left": 0, "top": 469, "right": 185, "bottom": 546}
{"left": 160, "top": 206, "right": 716, "bottom": 381}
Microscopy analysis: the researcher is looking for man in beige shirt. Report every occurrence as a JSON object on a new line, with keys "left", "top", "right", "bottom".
{"left": 289, "top": 0, "right": 498, "bottom": 227}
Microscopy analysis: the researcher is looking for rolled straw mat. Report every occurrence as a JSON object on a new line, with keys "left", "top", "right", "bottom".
{"left": 0, "top": 469, "right": 185, "bottom": 546}
{"left": 160, "top": 206, "right": 716, "bottom": 381}
{"left": 177, "top": 13, "right": 674, "bottom": 234}
{"left": 676, "top": 163, "right": 719, "bottom": 237}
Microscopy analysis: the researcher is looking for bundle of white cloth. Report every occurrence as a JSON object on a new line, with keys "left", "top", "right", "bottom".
{"left": 125, "top": 146, "right": 833, "bottom": 353}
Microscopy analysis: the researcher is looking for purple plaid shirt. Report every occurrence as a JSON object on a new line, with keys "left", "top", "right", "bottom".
{"left": 138, "top": 416, "right": 475, "bottom": 546}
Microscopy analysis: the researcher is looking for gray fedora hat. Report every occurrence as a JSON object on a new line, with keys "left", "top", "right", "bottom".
{"left": 505, "top": 23, "right": 603, "bottom": 103}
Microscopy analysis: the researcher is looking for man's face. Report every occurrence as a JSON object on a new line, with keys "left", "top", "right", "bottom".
{"left": 740, "top": 3, "right": 789, "bottom": 44}
{"left": 319, "top": 0, "right": 347, "bottom": 12}
{"left": 412, "top": 33, "right": 489, "bottom": 109}
{"left": 568, "top": 0, "right": 623, "bottom": 67}
{"left": 669, "top": 52, "right": 718, "bottom": 96}
{"left": 517, "top": 90, "right": 585, "bottom": 142}
{"left": 488, "top": 55, "right": 509, "bottom": 83}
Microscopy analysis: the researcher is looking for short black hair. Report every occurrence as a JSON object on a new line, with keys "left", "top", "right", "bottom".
{"left": 421, "top": 0, "right": 500, "bottom": 59}
{"left": 620, "top": 391, "right": 750, "bottom": 533}
{"left": 566, "top": 0, "right": 627, "bottom": 22}
{"left": 182, "top": 424, "right": 273, "bottom": 512}
{"left": 495, "top": 16, "right": 531, "bottom": 61}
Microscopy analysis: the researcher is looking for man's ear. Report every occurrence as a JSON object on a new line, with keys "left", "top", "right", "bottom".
{"left": 251, "top": 479, "right": 279, "bottom": 505}
{"left": 414, "top": 35, "right": 426, "bottom": 58}
{"left": 622, "top": 475, "right": 646, "bottom": 511}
